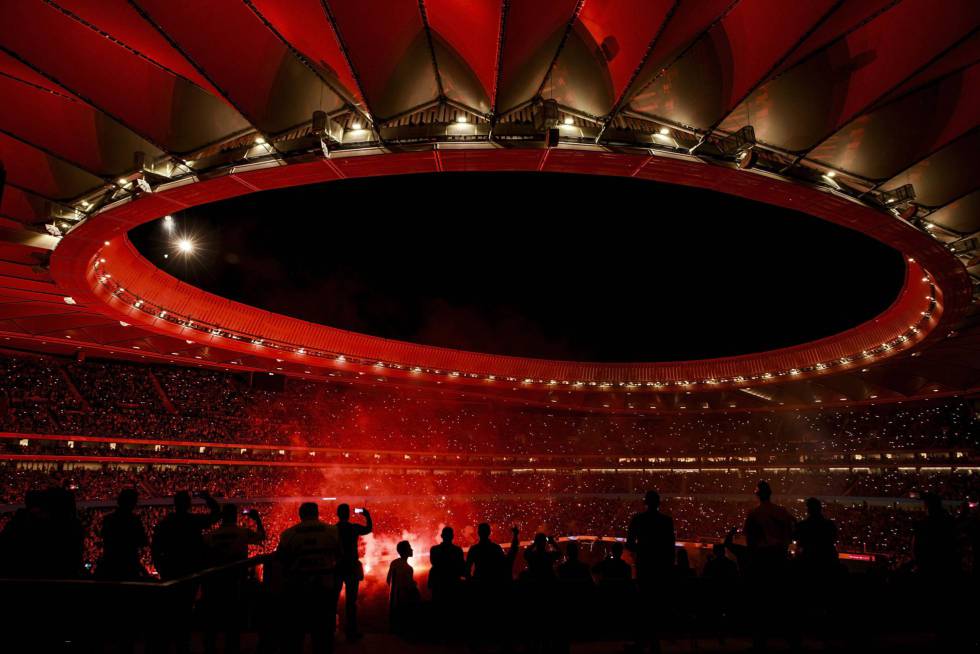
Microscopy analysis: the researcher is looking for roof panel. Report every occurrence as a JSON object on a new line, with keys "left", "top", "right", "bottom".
{"left": 248, "top": 0, "right": 363, "bottom": 106}
{"left": 495, "top": 0, "right": 580, "bottom": 113}
{"left": 0, "top": 53, "right": 162, "bottom": 178}
{"left": 809, "top": 62, "right": 980, "bottom": 180}
{"left": 880, "top": 129, "right": 980, "bottom": 208}
{"left": 629, "top": 0, "right": 837, "bottom": 129}
{"left": 773, "top": 0, "right": 899, "bottom": 75}
{"left": 621, "top": 0, "right": 733, "bottom": 111}
{"left": 0, "top": 187, "right": 51, "bottom": 225}
{"left": 50, "top": 0, "right": 222, "bottom": 96}
{"left": 547, "top": 0, "right": 673, "bottom": 117}
{"left": 134, "top": 0, "right": 345, "bottom": 134}
{"left": 0, "top": 0, "right": 248, "bottom": 154}
{"left": 726, "top": 0, "right": 980, "bottom": 151}
{"left": 925, "top": 191, "right": 980, "bottom": 234}
{"left": 325, "top": 0, "right": 439, "bottom": 120}
{"left": 425, "top": 0, "right": 502, "bottom": 113}
{"left": 0, "top": 132, "right": 103, "bottom": 200}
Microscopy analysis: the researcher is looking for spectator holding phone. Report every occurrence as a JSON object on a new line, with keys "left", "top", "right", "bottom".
{"left": 335, "top": 503, "right": 372, "bottom": 641}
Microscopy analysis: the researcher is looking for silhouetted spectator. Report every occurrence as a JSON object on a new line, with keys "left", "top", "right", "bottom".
{"left": 703, "top": 543, "right": 738, "bottom": 581}
{"left": 744, "top": 481, "right": 795, "bottom": 575}
{"left": 557, "top": 540, "right": 593, "bottom": 584}
{"left": 967, "top": 503, "right": 980, "bottom": 577}
{"left": 592, "top": 541, "right": 632, "bottom": 583}
{"left": 151, "top": 490, "right": 221, "bottom": 579}
{"left": 277, "top": 502, "right": 341, "bottom": 654}
{"left": 334, "top": 503, "right": 371, "bottom": 641}
{"left": 523, "top": 533, "right": 560, "bottom": 582}
{"left": 722, "top": 527, "right": 749, "bottom": 573}
{"left": 428, "top": 526, "right": 465, "bottom": 630}
{"left": 913, "top": 493, "right": 958, "bottom": 579}
{"left": 626, "top": 490, "right": 676, "bottom": 653}
{"left": 0, "top": 489, "right": 47, "bottom": 578}
{"left": 466, "top": 522, "right": 519, "bottom": 583}
{"left": 207, "top": 504, "right": 266, "bottom": 564}
{"left": 44, "top": 486, "right": 84, "bottom": 579}
{"left": 626, "top": 490, "right": 676, "bottom": 580}
{"left": 675, "top": 547, "right": 695, "bottom": 580}
{"left": 743, "top": 481, "right": 797, "bottom": 650}
{"left": 703, "top": 542, "right": 739, "bottom": 646}
{"left": 466, "top": 523, "right": 519, "bottom": 644}
{"left": 204, "top": 504, "right": 266, "bottom": 654}
{"left": 97, "top": 488, "right": 147, "bottom": 580}
{"left": 150, "top": 490, "right": 220, "bottom": 654}
{"left": 794, "top": 497, "right": 838, "bottom": 575}
{"left": 387, "top": 540, "right": 419, "bottom": 636}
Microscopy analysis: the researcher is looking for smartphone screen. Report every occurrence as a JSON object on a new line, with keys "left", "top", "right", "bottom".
{"left": 354, "top": 508, "right": 364, "bottom": 514}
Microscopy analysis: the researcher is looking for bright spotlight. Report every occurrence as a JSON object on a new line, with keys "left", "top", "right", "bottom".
{"left": 176, "top": 238, "right": 195, "bottom": 254}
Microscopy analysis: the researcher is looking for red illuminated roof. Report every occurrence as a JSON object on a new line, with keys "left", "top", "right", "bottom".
{"left": 0, "top": 0, "right": 977, "bottom": 412}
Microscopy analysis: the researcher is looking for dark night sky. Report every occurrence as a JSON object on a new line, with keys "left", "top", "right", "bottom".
{"left": 130, "top": 172, "right": 905, "bottom": 362}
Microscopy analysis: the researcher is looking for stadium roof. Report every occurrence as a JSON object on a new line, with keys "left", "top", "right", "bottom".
{"left": 0, "top": 0, "right": 978, "bottom": 413}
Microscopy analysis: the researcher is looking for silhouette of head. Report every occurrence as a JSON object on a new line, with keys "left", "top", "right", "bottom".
{"left": 712, "top": 543, "right": 725, "bottom": 558}
{"left": 645, "top": 490, "right": 660, "bottom": 510}
{"left": 477, "top": 523, "right": 491, "bottom": 540}
{"left": 299, "top": 502, "right": 319, "bottom": 521}
{"left": 566, "top": 540, "right": 580, "bottom": 561}
{"left": 611, "top": 541, "right": 624, "bottom": 558}
{"left": 117, "top": 488, "right": 138, "bottom": 512}
{"left": 337, "top": 503, "right": 350, "bottom": 522}
{"left": 756, "top": 481, "right": 773, "bottom": 502}
{"left": 677, "top": 548, "right": 690, "bottom": 568}
{"left": 174, "top": 490, "right": 191, "bottom": 513}
{"left": 532, "top": 533, "right": 548, "bottom": 549}
{"left": 221, "top": 503, "right": 238, "bottom": 525}
{"left": 923, "top": 492, "right": 943, "bottom": 516}
{"left": 25, "top": 489, "right": 44, "bottom": 513}
{"left": 441, "top": 526, "right": 454, "bottom": 543}
{"left": 805, "top": 497, "right": 822, "bottom": 517}
{"left": 397, "top": 540, "right": 413, "bottom": 558}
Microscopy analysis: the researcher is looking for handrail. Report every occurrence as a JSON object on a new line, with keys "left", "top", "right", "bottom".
{"left": 0, "top": 553, "right": 271, "bottom": 589}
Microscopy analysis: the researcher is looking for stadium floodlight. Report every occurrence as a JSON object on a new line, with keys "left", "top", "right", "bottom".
{"left": 176, "top": 238, "right": 195, "bottom": 254}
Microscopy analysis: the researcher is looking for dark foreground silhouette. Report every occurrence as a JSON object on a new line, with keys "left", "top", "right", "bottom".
{"left": 1, "top": 484, "right": 978, "bottom": 653}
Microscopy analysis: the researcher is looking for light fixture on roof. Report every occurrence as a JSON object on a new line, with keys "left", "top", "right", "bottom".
{"left": 564, "top": 116, "right": 575, "bottom": 126}
{"left": 456, "top": 114, "right": 468, "bottom": 123}
{"left": 255, "top": 136, "right": 266, "bottom": 144}
{"left": 880, "top": 183, "right": 916, "bottom": 206}
{"left": 176, "top": 238, "right": 195, "bottom": 254}
{"left": 351, "top": 120, "right": 362, "bottom": 130}
{"left": 658, "top": 127, "right": 670, "bottom": 135}
{"left": 63, "top": 296, "right": 76, "bottom": 305}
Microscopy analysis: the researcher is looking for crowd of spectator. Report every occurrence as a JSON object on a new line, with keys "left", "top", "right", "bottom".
{"left": 2, "top": 462, "right": 978, "bottom": 507}
{"left": 2, "top": 352, "right": 977, "bottom": 458}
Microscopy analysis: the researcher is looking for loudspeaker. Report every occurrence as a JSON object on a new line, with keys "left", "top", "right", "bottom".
{"left": 546, "top": 128, "right": 560, "bottom": 149}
